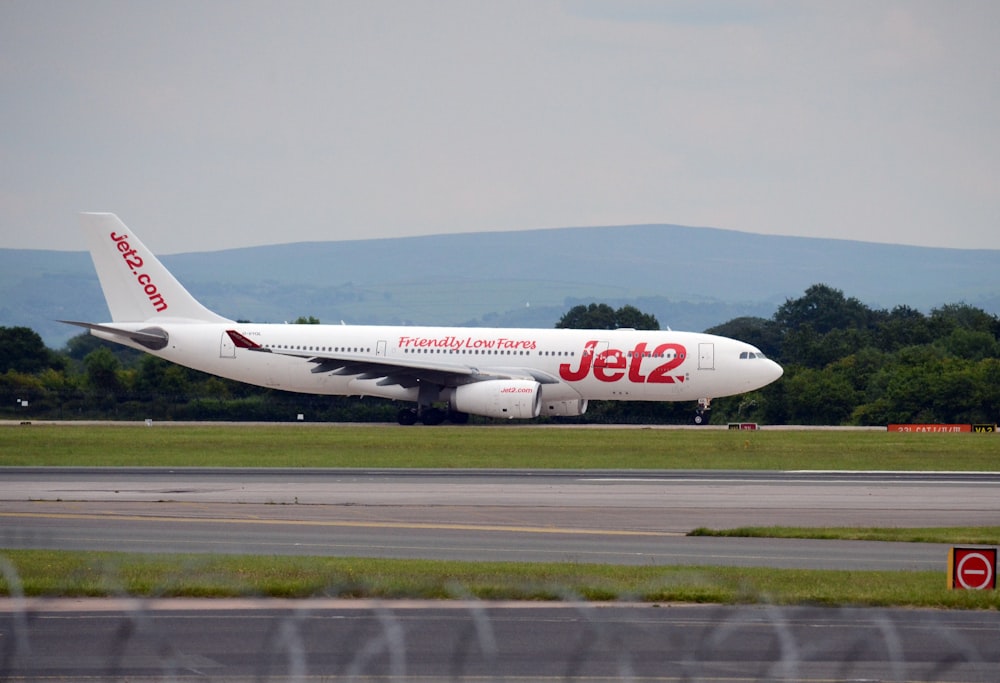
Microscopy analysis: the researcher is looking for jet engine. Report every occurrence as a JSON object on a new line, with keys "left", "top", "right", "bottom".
{"left": 451, "top": 380, "right": 541, "bottom": 419}
{"left": 539, "top": 398, "right": 588, "bottom": 417}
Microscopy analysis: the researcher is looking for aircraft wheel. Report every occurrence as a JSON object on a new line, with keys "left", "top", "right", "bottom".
{"left": 693, "top": 409, "right": 711, "bottom": 426}
{"left": 397, "top": 408, "right": 418, "bottom": 426}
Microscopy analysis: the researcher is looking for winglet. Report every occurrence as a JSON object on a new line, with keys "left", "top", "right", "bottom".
{"left": 226, "top": 329, "right": 265, "bottom": 350}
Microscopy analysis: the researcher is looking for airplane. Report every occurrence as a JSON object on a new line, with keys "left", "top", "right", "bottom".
{"left": 63, "top": 213, "right": 783, "bottom": 425}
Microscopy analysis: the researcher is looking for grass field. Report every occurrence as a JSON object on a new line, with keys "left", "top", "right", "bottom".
{"left": 691, "top": 526, "right": 1000, "bottom": 545}
{"left": 2, "top": 422, "right": 998, "bottom": 470}
{"left": 3, "top": 549, "right": 999, "bottom": 609}
{"left": 2, "top": 422, "right": 999, "bottom": 607}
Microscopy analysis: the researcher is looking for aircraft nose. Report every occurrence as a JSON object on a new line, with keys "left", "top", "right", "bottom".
{"left": 743, "top": 356, "right": 784, "bottom": 391}
{"left": 767, "top": 359, "right": 784, "bottom": 382}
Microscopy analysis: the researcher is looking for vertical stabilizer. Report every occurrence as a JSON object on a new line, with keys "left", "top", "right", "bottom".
{"left": 81, "top": 213, "right": 231, "bottom": 323}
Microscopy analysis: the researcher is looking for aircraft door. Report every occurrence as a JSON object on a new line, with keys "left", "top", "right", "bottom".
{"left": 698, "top": 342, "right": 715, "bottom": 370}
{"left": 376, "top": 340, "right": 387, "bottom": 357}
{"left": 220, "top": 332, "right": 236, "bottom": 359}
{"left": 590, "top": 341, "right": 611, "bottom": 367}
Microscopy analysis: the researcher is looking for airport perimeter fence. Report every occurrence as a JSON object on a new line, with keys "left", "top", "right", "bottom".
{"left": 2, "top": 567, "right": 999, "bottom": 682}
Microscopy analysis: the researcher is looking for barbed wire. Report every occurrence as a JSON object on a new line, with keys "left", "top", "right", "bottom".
{"left": 2, "top": 558, "right": 997, "bottom": 683}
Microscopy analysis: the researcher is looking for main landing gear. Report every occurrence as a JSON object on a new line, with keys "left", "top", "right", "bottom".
{"left": 396, "top": 406, "right": 469, "bottom": 426}
{"left": 397, "top": 381, "right": 470, "bottom": 425}
{"left": 693, "top": 398, "right": 712, "bottom": 426}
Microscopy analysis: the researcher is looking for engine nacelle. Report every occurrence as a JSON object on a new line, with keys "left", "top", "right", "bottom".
{"left": 539, "top": 398, "right": 588, "bottom": 417}
{"left": 451, "top": 380, "right": 541, "bottom": 420}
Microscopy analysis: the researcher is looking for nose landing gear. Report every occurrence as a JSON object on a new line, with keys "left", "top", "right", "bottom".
{"left": 693, "top": 398, "right": 712, "bottom": 425}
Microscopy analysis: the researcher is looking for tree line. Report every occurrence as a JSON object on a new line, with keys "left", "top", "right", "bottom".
{"left": 705, "top": 285, "right": 1000, "bottom": 425}
{"left": 1, "top": 285, "right": 998, "bottom": 425}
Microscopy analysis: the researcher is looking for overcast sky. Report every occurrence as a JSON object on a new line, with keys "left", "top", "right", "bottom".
{"left": 2, "top": 1, "right": 998, "bottom": 253}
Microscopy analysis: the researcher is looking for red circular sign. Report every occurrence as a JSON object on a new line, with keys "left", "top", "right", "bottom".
{"left": 956, "top": 551, "right": 995, "bottom": 590}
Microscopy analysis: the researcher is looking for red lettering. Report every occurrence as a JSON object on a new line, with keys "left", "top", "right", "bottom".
{"left": 648, "top": 343, "right": 686, "bottom": 383}
{"left": 496, "top": 338, "right": 537, "bottom": 350}
{"left": 110, "top": 232, "right": 166, "bottom": 313}
{"left": 559, "top": 341, "right": 597, "bottom": 381}
{"left": 148, "top": 292, "right": 167, "bottom": 312}
{"left": 628, "top": 343, "right": 648, "bottom": 382}
{"left": 559, "top": 340, "right": 688, "bottom": 384}
{"left": 594, "top": 348, "right": 626, "bottom": 382}
{"left": 397, "top": 335, "right": 537, "bottom": 351}
{"left": 500, "top": 386, "right": 534, "bottom": 394}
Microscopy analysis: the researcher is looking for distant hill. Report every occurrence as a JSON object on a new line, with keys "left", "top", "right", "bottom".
{"left": 2, "top": 224, "right": 998, "bottom": 348}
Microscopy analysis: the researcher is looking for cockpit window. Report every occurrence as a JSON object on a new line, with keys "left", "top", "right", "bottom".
{"left": 740, "top": 351, "right": 768, "bottom": 360}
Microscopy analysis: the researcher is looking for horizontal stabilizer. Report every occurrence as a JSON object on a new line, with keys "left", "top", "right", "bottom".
{"left": 59, "top": 320, "right": 169, "bottom": 350}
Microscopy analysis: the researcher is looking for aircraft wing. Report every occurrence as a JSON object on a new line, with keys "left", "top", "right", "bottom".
{"left": 226, "top": 330, "right": 560, "bottom": 389}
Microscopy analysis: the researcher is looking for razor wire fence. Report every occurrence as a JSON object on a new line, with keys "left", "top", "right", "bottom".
{"left": 2, "top": 558, "right": 999, "bottom": 683}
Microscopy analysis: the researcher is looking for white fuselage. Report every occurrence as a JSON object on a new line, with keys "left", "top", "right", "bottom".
{"left": 74, "top": 212, "right": 783, "bottom": 423}
{"left": 95, "top": 322, "right": 784, "bottom": 405}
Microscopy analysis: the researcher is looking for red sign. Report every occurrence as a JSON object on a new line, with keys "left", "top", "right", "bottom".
{"left": 950, "top": 548, "right": 997, "bottom": 590}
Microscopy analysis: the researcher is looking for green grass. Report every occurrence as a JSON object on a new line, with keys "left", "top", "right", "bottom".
{"left": 3, "top": 424, "right": 999, "bottom": 609}
{"left": 690, "top": 526, "right": 1000, "bottom": 545}
{"left": 2, "top": 549, "right": 998, "bottom": 609}
{"left": 2, "top": 423, "right": 998, "bottom": 469}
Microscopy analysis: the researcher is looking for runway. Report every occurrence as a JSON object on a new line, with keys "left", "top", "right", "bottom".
{"left": 4, "top": 467, "right": 1000, "bottom": 682}
{"left": 3, "top": 468, "right": 1000, "bottom": 570}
